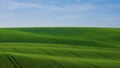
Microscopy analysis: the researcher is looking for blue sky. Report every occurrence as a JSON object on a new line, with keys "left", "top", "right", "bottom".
{"left": 0, "top": 0, "right": 120, "bottom": 27}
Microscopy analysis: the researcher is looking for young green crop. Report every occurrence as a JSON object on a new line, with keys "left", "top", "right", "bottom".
{"left": 0, "top": 27, "right": 120, "bottom": 68}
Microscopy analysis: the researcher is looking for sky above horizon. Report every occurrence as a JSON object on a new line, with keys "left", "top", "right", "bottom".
{"left": 0, "top": 0, "right": 120, "bottom": 27}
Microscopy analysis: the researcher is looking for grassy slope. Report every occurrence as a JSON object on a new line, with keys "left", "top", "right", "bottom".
{"left": 0, "top": 27, "right": 120, "bottom": 68}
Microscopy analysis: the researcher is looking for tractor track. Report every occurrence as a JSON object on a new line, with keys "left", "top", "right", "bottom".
{"left": 5, "top": 54, "right": 22, "bottom": 68}
{"left": 48, "top": 59, "right": 65, "bottom": 68}
{"left": 81, "top": 61, "right": 101, "bottom": 68}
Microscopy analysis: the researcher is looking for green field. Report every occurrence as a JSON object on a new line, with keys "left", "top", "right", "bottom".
{"left": 0, "top": 27, "right": 120, "bottom": 68}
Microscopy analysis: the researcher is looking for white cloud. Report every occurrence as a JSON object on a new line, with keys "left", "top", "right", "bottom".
{"left": 36, "top": 3, "right": 95, "bottom": 12}
{"left": 0, "top": 0, "right": 40, "bottom": 9}
{"left": 7, "top": 2, "right": 40, "bottom": 9}
{"left": 56, "top": 15, "right": 80, "bottom": 20}
{"left": 0, "top": 0, "right": 94, "bottom": 11}
{"left": 0, "top": 0, "right": 118, "bottom": 11}
{"left": 0, "top": 0, "right": 95, "bottom": 20}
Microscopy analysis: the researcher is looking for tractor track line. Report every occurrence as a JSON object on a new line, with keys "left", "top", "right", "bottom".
{"left": 11, "top": 55, "right": 22, "bottom": 68}
{"left": 5, "top": 54, "right": 18, "bottom": 68}
{"left": 48, "top": 59, "right": 64, "bottom": 68}
{"left": 5, "top": 54, "right": 22, "bottom": 68}
{"left": 81, "top": 61, "right": 101, "bottom": 68}
{"left": 69, "top": 51, "right": 82, "bottom": 58}
{"left": 94, "top": 51, "right": 120, "bottom": 65}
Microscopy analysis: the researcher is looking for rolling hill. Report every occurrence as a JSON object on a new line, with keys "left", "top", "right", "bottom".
{"left": 0, "top": 27, "right": 120, "bottom": 68}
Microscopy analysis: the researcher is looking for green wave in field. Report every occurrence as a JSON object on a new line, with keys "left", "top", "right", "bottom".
{"left": 0, "top": 27, "right": 120, "bottom": 68}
